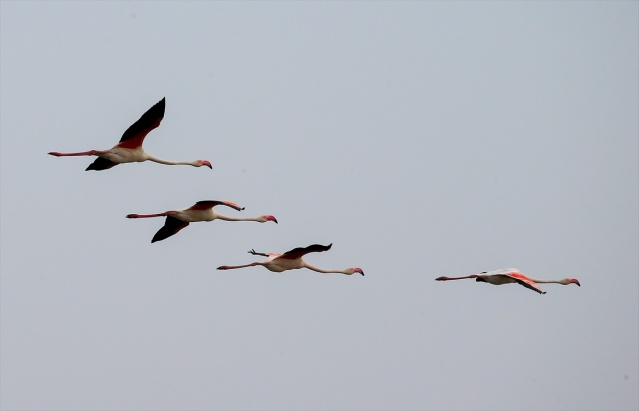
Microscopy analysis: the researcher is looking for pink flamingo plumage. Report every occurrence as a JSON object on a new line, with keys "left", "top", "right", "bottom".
{"left": 217, "top": 243, "right": 364, "bottom": 276}
{"left": 127, "top": 200, "right": 277, "bottom": 243}
{"left": 48, "top": 98, "right": 212, "bottom": 171}
{"left": 435, "top": 268, "right": 580, "bottom": 294}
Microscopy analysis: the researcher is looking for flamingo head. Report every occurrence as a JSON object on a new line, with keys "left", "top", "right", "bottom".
{"left": 195, "top": 160, "right": 212, "bottom": 169}
{"left": 564, "top": 278, "right": 581, "bottom": 286}
{"left": 347, "top": 267, "right": 364, "bottom": 276}
{"left": 260, "top": 215, "right": 278, "bottom": 223}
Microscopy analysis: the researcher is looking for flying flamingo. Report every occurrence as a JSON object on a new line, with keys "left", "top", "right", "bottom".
{"left": 435, "top": 268, "right": 580, "bottom": 294}
{"left": 217, "top": 243, "right": 364, "bottom": 276}
{"left": 48, "top": 97, "right": 212, "bottom": 171}
{"left": 126, "top": 200, "right": 277, "bottom": 243}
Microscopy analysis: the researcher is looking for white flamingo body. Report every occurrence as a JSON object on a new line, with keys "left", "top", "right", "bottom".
{"left": 48, "top": 98, "right": 212, "bottom": 171}
{"left": 255, "top": 253, "right": 308, "bottom": 273}
{"left": 127, "top": 200, "right": 277, "bottom": 243}
{"left": 98, "top": 145, "right": 146, "bottom": 164}
{"left": 435, "top": 268, "right": 581, "bottom": 295}
{"left": 169, "top": 208, "right": 217, "bottom": 223}
{"left": 217, "top": 243, "right": 364, "bottom": 276}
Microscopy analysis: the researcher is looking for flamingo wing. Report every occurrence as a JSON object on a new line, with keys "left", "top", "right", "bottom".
{"left": 277, "top": 243, "right": 332, "bottom": 260}
{"left": 151, "top": 215, "right": 189, "bottom": 243}
{"left": 85, "top": 156, "right": 118, "bottom": 171}
{"left": 507, "top": 272, "right": 546, "bottom": 295}
{"left": 189, "top": 200, "right": 245, "bottom": 212}
{"left": 117, "top": 97, "right": 166, "bottom": 149}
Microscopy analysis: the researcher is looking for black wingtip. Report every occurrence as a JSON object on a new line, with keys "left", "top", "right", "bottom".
{"left": 86, "top": 156, "right": 117, "bottom": 171}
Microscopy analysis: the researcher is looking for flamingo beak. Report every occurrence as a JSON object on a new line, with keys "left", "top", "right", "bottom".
{"left": 268, "top": 216, "right": 278, "bottom": 223}
{"left": 355, "top": 268, "right": 364, "bottom": 276}
{"left": 204, "top": 161, "right": 212, "bottom": 169}
{"left": 573, "top": 279, "right": 581, "bottom": 286}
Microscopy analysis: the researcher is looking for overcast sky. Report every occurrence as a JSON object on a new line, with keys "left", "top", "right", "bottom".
{"left": 1, "top": 2, "right": 637, "bottom": 411}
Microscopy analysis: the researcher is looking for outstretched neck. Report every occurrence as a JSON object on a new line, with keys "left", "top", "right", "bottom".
{"left": 303, "top": 262, "right": 349, "bottom": 275}
{"left": 216, "top": 215, "right": 261, "bottom": 222}
{"left": 528, "top": 278, "right": 564, "bottom": 284}
{"left": 522, "top": 277, "right": 579, "bottom": 286}
{"left": 146, "top": 154, "right": 199, "bottom": 167}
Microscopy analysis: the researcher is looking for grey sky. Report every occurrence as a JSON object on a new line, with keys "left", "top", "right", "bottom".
{"left": 1, "top": 1, "right": 637, "bottom": 410}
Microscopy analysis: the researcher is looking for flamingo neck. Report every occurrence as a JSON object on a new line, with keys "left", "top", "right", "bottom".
{"left": 216, "top": 215, "right": 261, "bottom": 222}
{"left": 146, "top": 154, "right": 199, "bottom": 167}
{"left": 303, "top": 262, "right": 348, "bottom": 275}
{"left": 527, "top": 278, "right": 563, "bottom": 285}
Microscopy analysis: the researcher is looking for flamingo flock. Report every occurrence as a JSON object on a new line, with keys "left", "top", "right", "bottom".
{"left": 50, "top": 97, "right": 361, "bottom": 276}
{"left": 50, "top": 97, "right": 582, "bottom": 292}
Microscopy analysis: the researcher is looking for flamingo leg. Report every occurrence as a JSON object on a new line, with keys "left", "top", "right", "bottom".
{"left": 48, "top": 150, "right": 104, "bottom": 157}
{"left": 248, "top": 249, "right": 269, "bottom": 257}
{"left": 217, "top": 262, "right": 263, "bottom": 270}
{"left": 126, "top": 213, "right": 168, "bottom": 219}
{"left": 435, "top": 275, "right": 479, "bottom": 281}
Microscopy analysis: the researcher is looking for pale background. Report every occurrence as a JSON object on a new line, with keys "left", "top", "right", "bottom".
{"left": 1, "top": 2, "right": 637, "bottom": 410}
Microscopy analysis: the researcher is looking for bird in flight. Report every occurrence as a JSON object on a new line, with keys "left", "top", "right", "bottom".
{"left": 127, "top": 200, "right": 277, "bottom": 243}
{"left": 435, "top": 268, "right": 580, "bottom": 294}
{"left": 48, "top": 97, "right": 212, "bottom": 171}
{"left": 217, "top": 243, "right": 364, "bottom": 276}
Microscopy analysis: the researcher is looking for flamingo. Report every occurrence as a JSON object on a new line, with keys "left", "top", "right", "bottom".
{"left": 48, "top": 97, "right": 212, "bottom": 171}
{"left": 435, "top": 268, "right": 580, "bottom": 294}
{"left": 217, "top": 243, "right": 364, "bottom": 276}
{"left": 126, "top": 200, "right": 277, "bottom": 243}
